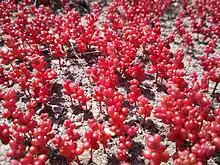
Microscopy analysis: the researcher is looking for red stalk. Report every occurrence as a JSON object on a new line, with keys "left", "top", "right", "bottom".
{"left": 99, "top": 101, "right": 102, "bottom": 112}
{"left": 58, "top": 56, "right": 62, "bottom": 70}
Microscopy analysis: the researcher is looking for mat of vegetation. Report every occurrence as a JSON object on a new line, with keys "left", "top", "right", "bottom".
{"left": 0, "top": 0, "right": 219, "bottom": 165}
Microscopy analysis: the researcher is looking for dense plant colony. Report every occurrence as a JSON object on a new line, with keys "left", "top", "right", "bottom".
{"left": 0, "top": 0, "right": 219, "bottom": 165}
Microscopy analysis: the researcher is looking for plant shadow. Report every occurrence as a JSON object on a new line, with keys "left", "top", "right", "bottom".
{"left": 142, "top": 119, "right": 159, "bottom": 134}
{"left": 107, "top": 154, "right": 120, "bottom": 165}
{"left": 48, "top": 147, "right": 68, "bottom": 165}
{"left": 128, "top": 141, "right": 145, "bottom": 165}
{"left": 140, "top": 86, "right": 155, "bottom": 101}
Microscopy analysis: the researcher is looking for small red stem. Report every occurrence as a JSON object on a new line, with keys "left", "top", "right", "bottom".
{"left": 27, "top": 89, "right": 31, "bottom": 98}
{"left": 9, "top": 63, "right": 14, "bottom": 68}
{"left": 90, "top": 148, "right": 93, "bottom": 161}
{"left": 76, "top": 156, "right": 81, "bottom": 165}
{"left": 140, "top": 116, "right": 145, "bottom": 127}
{"left": 70, "top": 95, "right": 73, "bottom": 103}
{"left": 160, "top": 78, "right": 163, "bottom": 86}
{"left": 99, "top": 101, "right": 102, "bottom": 112}
{"left": 85, "top": 103, "right": 88, "bottom": 111}
{"left": 155, "top": 71, "right": 158, "bottom": 84}
{"left": 205, "top": 53, "right": 209, "bottom": 59}
{"left": 207, "top": 80, "right": 209, "bottom": 92}
{"left": 103, "top": 145, "right": 106, "bottom": 153}
{"left": 212, "top": 82, "right": 218, "bottom": 95}
{"left": 58, "top": 56, "right": 62, "bottom": 70}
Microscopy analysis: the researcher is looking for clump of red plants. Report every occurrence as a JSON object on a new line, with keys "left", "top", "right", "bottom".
{"left": 0, "top": 0, "right": 219, "bottom": 165}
